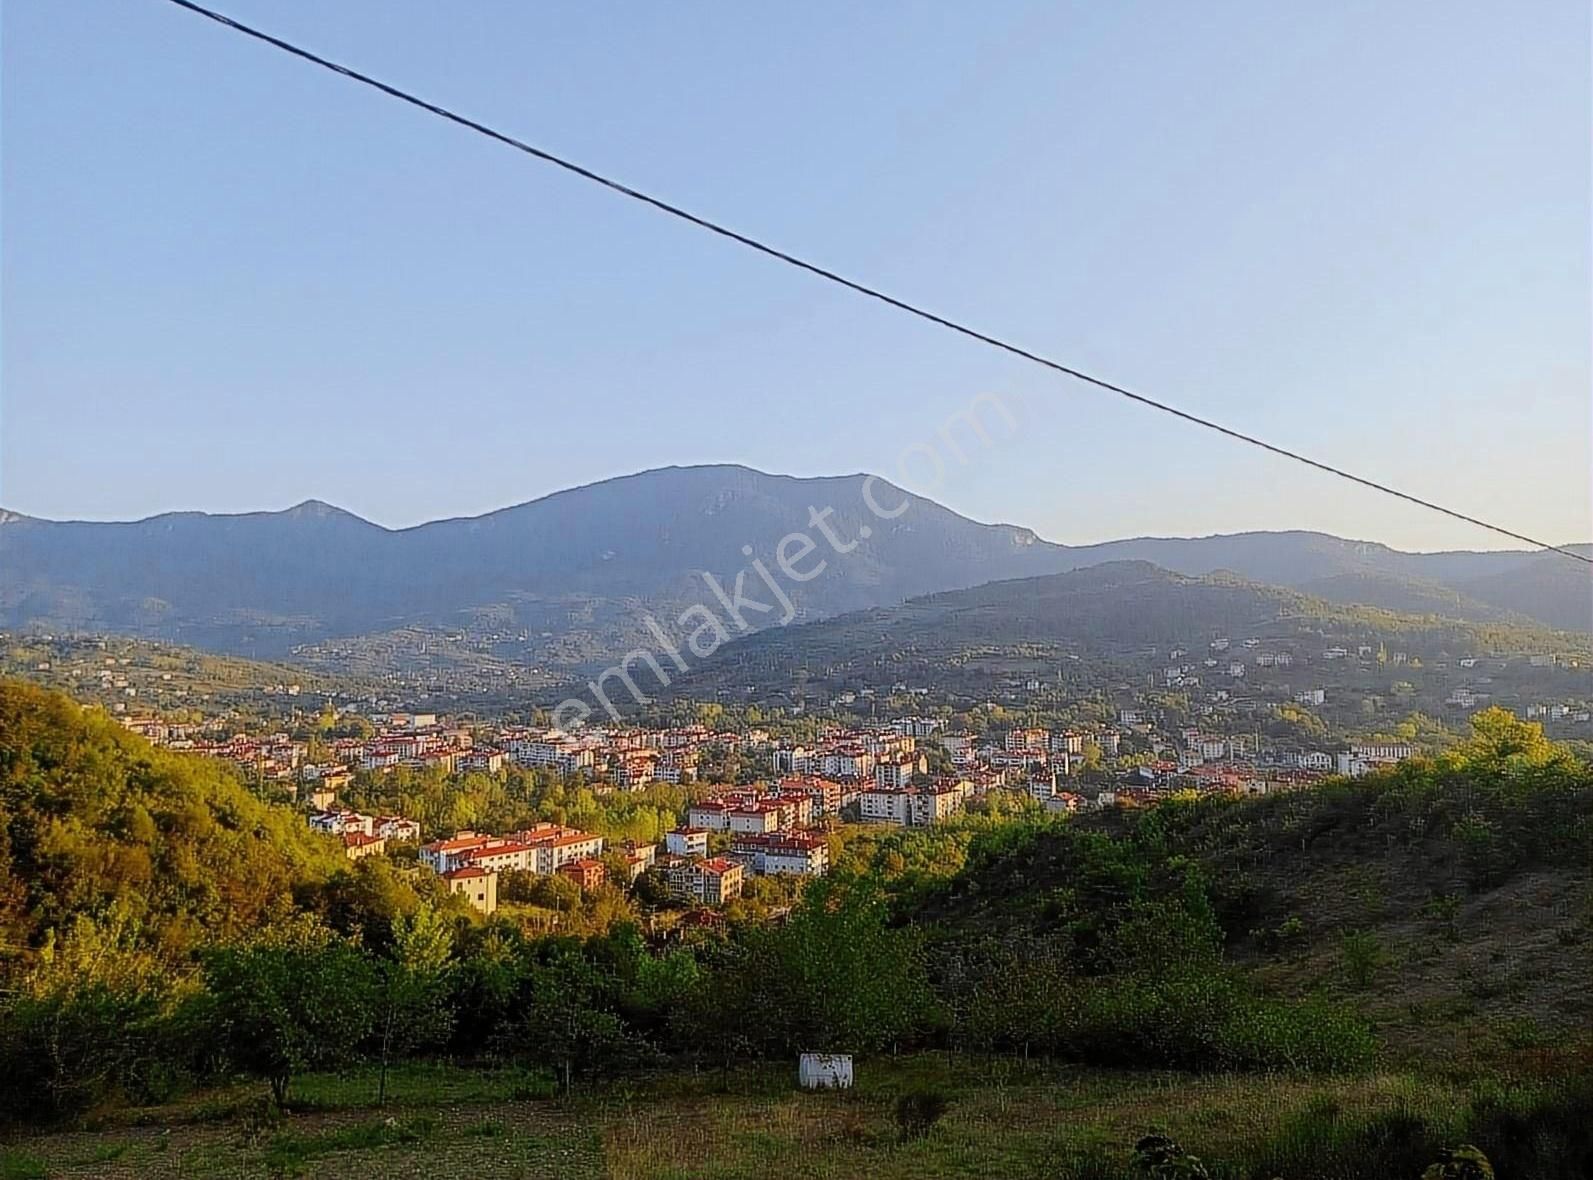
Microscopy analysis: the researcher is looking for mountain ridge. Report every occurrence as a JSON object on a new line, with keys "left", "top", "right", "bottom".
{"left": 4, "top": 464, "right": 1584, "bottom": 559}
{"left": 2, "top": 466, "right": 1587, "bottom": 671}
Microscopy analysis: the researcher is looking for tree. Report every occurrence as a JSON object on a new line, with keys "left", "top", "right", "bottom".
{"left": 516, "top": 939, "right": 634, "bottom": 1089}
{"left": 1457, "top": 707, "right": 1556, "bottom": 767}
{"left": 2, "top": 905, "right": 185, "bottom": 1119}
{"left": 202, "top": 920, "right": 376, "bottom": 1106}
{"left": 374, "top": 904, "right": 455, "bottom": 1106}
{"left": 702, "top": 878, "right": 933, "bottom": 1057}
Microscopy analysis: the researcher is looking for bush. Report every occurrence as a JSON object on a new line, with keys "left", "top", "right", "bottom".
{"left": 1340, "top": 929, "right": 1386, "bottom": 989}
{"left": 0, "top": 1152, "right": 48, "bottom": 1180}
{"left": 1465, "top": 1076, "right": 1593, "bottom": 1180}
{"left": 1131, "top": 1134, "right": 1210, "bottom": 1178}
{"left": 894, "top": 1086, "right": 950, "bottom": 1141}
{"left": 1422, "top": 1145, "right": 1494, "bottom": 1179}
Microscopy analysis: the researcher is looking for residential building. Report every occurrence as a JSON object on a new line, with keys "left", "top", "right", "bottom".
{"left": 342, "top": 832, "right": 386, "bottom": 861}
{"left": 729, "top": 832, "right": 830, "bottom": 876}
{"left": 442, "top": 866, "right": 498, "bottom": 915}
{"left": 665, "top": 827, "right": 710, "bottom": 858}
{"left": 667, "top": 857, "right": 745, "bottom": 905}
{"left": 556, "top": 857, "right": 607, "bottom": 891}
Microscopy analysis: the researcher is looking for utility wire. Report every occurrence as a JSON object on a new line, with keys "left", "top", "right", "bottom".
{"left": 158, "top": 0, "right": 1591, "bottom": 566}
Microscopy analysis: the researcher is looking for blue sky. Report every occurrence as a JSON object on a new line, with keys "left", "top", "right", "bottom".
{"left": 3, "top": 1, "right": 1588, "bottom": 552}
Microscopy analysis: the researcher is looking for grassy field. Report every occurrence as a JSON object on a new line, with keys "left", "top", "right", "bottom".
{"left": 2, "top": 1055, "right": 1584, "bottom": 1179}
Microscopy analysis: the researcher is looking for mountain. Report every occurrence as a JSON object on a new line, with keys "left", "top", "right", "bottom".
{"left": 1053, "top": 532, "right": 1591, "bottom": 630}
{"left": 2, "top": 467, "right": 1587, "bottom": 676}
{"left": 0, "top": 466, "right": 1072, "bottom": 667}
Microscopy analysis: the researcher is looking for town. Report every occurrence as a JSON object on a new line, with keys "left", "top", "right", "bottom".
{"left": 88, "top": 612, "right": 1593, "bottom": 929}
{"left": 113, "top": 695, "right": 1443, "bottom": 919}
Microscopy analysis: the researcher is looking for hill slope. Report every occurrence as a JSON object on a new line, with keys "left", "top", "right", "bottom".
{"left": 668, "top": 560, "right": 1589, "bottom": 705}
{"left": 913, "top": 713, "right": 1593, "bottom": 1065}
{"left": 0, "top": 680, "right": 345, "bottom": 957}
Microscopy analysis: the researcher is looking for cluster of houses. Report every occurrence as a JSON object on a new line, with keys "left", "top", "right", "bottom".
{"left": 308, "top": 808, "right": 421, "bottom": 859}
{"left": 1108, "top": 736, "right": 1417, "bottom": 799}
{"left": 110, "top": 653, "right": 1592, "bottom": 929}
{"left": 417, "top": 823, "right": 610, "bottom": 914}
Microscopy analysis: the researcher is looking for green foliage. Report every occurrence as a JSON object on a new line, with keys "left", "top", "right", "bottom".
{"left": 374, "top": 904, "right": 455, "bottom": 1105}
{"left": 1340, "top": 929, "right": 1386, "bottom": 990}
{"left": 0, "top": 680, "right": 345, "bottom": 959}
{"left": 1131, "top": 1134, "right": 1210, "bottom": 1178}
{"left": 698, "top": 878, "right": 934, "bottom": 1058}
{"left": 201, "top": 920, "right": 377, "bottom": 1106}
{"left": 1423, "top": 1144, "right": 1494, "bottom": 1179}
{"left": 0, "top": 904, "right": 201, "bottom": 1120}
{"left": 0, "top": 1152, "right": 47, "bottom": 1180}
{"left": 511, "top": 937, "right": 640, "bottom": 1086}
{"left": 261, "top": 1115, "right": 437, "bottom": 1175}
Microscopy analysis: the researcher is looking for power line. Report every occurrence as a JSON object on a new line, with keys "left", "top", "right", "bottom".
{"left": 158, "top": 0, "right": 1590, "bottom": 566}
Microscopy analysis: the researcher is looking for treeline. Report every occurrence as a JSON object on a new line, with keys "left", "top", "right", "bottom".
{"left": 0, "top": 879, "right": 923, "bottom": 1121}
{"left": 0, "top": 867, "right": 1372, "bottom": 1124}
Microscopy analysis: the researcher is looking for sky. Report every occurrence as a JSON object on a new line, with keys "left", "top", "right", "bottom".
{"left": 3, "top": 0, "right": 1589, "bottom": 553}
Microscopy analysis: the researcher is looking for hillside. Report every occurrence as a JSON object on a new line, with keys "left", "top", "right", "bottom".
{"left": 666, "top": 561, "right": 1592, "bottom": 726}
{"left": 1066, "top": 532, "right": 1592, "bottom": 631}
{"left": 911, "top": 711, "right": 1593, "bottom": 1066}
{"left": 2, "top": 469, "right": 1586, "bottom": 682}
{"left": 0, "top": 632, "right": 387, "bottom": 721}
{"left": 0, "top": 680, "right": 346, "bottom": 958}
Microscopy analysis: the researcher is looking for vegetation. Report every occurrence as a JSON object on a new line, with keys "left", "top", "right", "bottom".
{"left": 2, "top": 1058, "right": 1591, "bottom": 1178}
{"left": 1, "top": 681, "right": 1590, "bottom": 1177}
{"left": 0, "top": 680, "right": 347, "bottom": 956}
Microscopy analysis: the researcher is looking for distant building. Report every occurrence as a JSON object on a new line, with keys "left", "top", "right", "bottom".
{"left": 442, "top": 866, "right": 498, "bottom": 915}
{"left": 667, "top": 857, "right": 744, "bottom": 905}
{"left": 729, "top": 832, "right": 830, "bottom": 877}
{"left": 665, "top": 828, "right": 710, "bottom": 858}
{"left": 342, "top": 832, "right": 386, "bottom": 861}
{"left": 556, "top": 857, "right": 607, "bottom": 891}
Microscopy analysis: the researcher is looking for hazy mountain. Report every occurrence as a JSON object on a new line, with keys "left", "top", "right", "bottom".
{"left": 2, "top": 466, "right": 1586, "bottom": 673}
{"left": 0, "top": 466, "right": 1067, "bottom": 666}
{"left": 1055, "top": 532, "right": 1590, "bottom": 630}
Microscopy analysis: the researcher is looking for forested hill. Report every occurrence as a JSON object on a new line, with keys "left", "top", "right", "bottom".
{"left": 667, "top": 560, "right": 1590, "bottom": 703}
{"left": 0, "top": 680, "right": 345, "bottom": 957}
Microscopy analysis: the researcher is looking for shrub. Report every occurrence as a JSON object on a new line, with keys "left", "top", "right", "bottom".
{"left": 1340, "top": 929, "right": 1386, "bottom": 989}
{"left": 0, "top": 1152, "right": 48, "bottom": 1180}
{"left": 1422, "top": 1144, "right": 1494, "bottom": 1179}
{"left": 1465, "top": 1076, "right": 1593, "bottom": 1180}
{"left": 1131, "top": 1134, "right": 1210, "bottom": 1178}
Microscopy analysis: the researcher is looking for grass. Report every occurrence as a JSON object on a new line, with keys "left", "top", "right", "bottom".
{"left": 3, "top": 1056, "right": 1588, "bottom": 1178}
{"left": 0, "top": 1152, "right": 47, "bottom": 1180}
{"left": 261, "top": 1116, "right": 439, "bottom": 1174}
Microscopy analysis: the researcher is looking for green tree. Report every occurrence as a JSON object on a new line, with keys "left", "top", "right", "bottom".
{"left": 202, "top": 920, "right": 376, "bottom": 1106}
{"left": 702, "top": 878, "right": 933, "bottom": 1056}
{"left": 374, "top": 904, "right": 455, "bottom": 1106}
